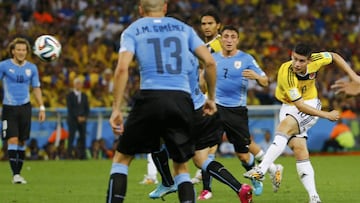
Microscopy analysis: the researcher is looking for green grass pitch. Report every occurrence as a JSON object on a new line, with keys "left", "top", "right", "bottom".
{"left": 0, "top": 155, "right": 359, "bottom": 203}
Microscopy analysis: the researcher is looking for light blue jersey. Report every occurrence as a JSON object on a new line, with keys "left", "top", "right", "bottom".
{"left": 188, "top": 55, "right": 206, "bottom": 110}
{"left": 0, "top": 59, "right": 41, "bottom": 105}
{"left": 214, "top": 51, "right": 266, "bottom": 107}
{"left": 119, "top": 17, "right": 205, "bottom": 94}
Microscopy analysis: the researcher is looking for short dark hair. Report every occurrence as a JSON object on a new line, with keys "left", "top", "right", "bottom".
{"left": 200, "top": 9, "right": 221, "bottom": 24}
{"left": 220, "top": 25, "right": 239, "bottom": 36}
{"left": 293, "top": 43, "right": 312, "bottom": 58}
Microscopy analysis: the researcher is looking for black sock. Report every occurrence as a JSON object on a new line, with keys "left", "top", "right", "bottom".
{"left": 106, "top": 173, "right": 127, "bottom": 203}
{"left": 202, "top": 169, "right": 212, "bottom": 191}
{"left": 206, "top": 161, "right": 242, "bottom": 193}
{"left": 177, "top": 181, "right": 195, "bottom": 203}
{"left": 241, "top": 159, "right": 255, "bottom": 171}
{"left": 17, "top": 150, "right": 25, "bottom": 174}
{"left": 8, "top": 150, "right": 17, "bottom": 175}
{"left": 152, "top": 149, "right": 174, "bottom": 186}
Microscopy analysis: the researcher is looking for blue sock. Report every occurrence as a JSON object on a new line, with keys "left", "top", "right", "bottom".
{"left": 110, "top": 163, "right": 128, "bottom": 175}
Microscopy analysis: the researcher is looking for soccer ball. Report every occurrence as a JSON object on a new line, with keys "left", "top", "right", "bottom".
{"left": 33, "top": 35, "right": 61, "bottom": 62}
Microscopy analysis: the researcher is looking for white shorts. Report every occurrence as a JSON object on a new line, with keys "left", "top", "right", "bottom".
{"left": 279, "top": 98, "right": 321, "bottom": 137}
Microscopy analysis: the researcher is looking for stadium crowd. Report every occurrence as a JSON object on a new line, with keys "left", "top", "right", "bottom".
{"left": 0, "top": 0, "right": 359, "bottom": 160}
{"left": 0, "top": 0, "right": 359, "bottom": 112}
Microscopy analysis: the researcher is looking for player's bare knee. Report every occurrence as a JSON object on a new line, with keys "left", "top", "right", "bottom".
{"left": 292, "top": 145, "right": 309, "bottom": 160}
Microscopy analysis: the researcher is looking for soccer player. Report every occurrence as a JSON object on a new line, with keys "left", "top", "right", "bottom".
{"left": 193, "top": 11, "right": 284, "bottom": 198}
{"left": 212, "top": 25, "right": 282, "bottom": 196}
{"left": 0, "top": 37, "right": 46, "bottom": 184}
{"left": 244, "top": 43, "right": 360, "bottom": 203}
{"left": 190, "top": 10, "right": 222, "bottom": 193}
{"left": 200, "top": 10, "right": 222, "bottom": 53}
{"left": 105, "top": 0, "right": 217, "bottom": 202}
{"left": 140, "top": 11, "right": 222, "bottom": 199}
{"left": 197, "top": 9, "right": 222, "bottom": 95}
{"left": 148, "top": 53, "right": 253, "bottom": 203}
{"left": 141, "top": 10, "right": 222, "bottom": 189}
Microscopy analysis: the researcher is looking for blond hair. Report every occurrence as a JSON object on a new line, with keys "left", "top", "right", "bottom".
{"left": 8, "top": 37, "right": 31, "bottom": 58}
{"left": 140, "top": 0, "right": 166, "bottom": 12}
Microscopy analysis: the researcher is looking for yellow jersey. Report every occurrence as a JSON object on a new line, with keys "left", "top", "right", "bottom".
{"left": 275, "top": 52, "right": 332, "bottom": 104}
{"left": 200, "top": 34, "right": 221, "bottom": 95}
{"left": 206, "top": 34, "right": 222, "bottom": 53}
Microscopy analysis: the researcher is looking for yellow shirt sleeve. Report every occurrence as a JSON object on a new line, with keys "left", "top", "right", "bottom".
{"left": 275, "top": 61, "right": 302, "bottom": 103}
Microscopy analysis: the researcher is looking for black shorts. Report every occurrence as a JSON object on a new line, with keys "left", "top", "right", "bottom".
{"left": 192, "top": 108, "right": 222, "bottom": 150}
{"left": 2, "top": 103, "right": 32, "bottom": 141}
{"left": 217, "top": 105, "right": 251, "bottom": 153}
{"left": 117, "top": 90, "right": 195, "bottom": 163}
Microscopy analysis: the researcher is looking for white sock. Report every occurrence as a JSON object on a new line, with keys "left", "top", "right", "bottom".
{"left": 194, "top": 169, "right": 202, "bottom": 179}
{"left": 258, "top": 132, "right": 288, "bottom": 174}
{"left": 254, "top": 150, "right": 264, "bottom": 162}
{"left": 267, "top": 163, "right": 278, "bottom": 175}
{"left": 296, "top": 160, "right": 319, "bottom": 198}
{"left": 255, "top": 150, "right": 277, "bottom": 174}
{"left": 147, "top": 153, "right": 157, "bottom": 179}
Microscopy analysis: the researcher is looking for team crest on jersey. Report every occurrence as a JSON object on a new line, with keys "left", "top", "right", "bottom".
{"left": 25, "top": 69, "right": 31, "bottom": 76}
{"left": 309, "top": 72, "right": 316, "bottom": 79}
{"left": 234, "top": 61, "right": 242, "bottom": 69}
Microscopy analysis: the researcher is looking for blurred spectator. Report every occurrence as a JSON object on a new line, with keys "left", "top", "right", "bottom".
{"left": 17, "top": 0, "right": 35, "bottom": 28}
{"left": 44, "top": 140, "right": 68, "bottom": 160}
{"left": 257, "top": 130, "right": 272, "bottom": 152}
{"left": 56, "top": 1, "right": 75, "bottom": 22}
{"left": 340, "top": 105, "right": 357, "bottom": 120}
{"left": 90, "top": 138, "right": 114, "bottom": 159}
{"left": 44, "top": 142, "right": 57, "bottom": 160}
{"left": 321, "top": 119, "right": 355, "bottom": 152}
{"left": 84, "top": 8, "right": 104, "bottom": 43}
{"left": 26, "top": 138, "right": 43, "bottom": 160}
{"left": 247, "top": 89, "right": 261, "bottom": 105}
{"left": 0, "top": 0, "right": 358, "bottom": 118}
{"left": 47, "top": 124, "right": 69, "bottom": 145}
{"left": 33, "top": 4, "right": 54, "bottom": 25}
{"left": 218, "top": 133, "right": 235, "bottom": 157}
{"left": 0, "top": 140, "right": 8, "bottom": 160}
{"left": 44, "top": 124, "right": 69, "bottom": 160}
{"left": 89, "top": 84, "right": 111, "bottom": 107}
{"left": 100, "top": 68, "right": 114, "bottom": 93}
{"left": 339, "top": 105, "right": 360, "bottom": 147}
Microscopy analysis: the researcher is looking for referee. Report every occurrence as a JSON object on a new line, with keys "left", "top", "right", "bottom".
{"left": 0, "top": 37, "right": 46, "bottom": 184}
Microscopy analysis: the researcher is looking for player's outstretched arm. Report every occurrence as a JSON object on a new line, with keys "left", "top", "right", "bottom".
{"left": 293, "top": 98, "right": 340, "bottom": 121}
{"left": 331, "top": 52, "right": 359, "bottom": 81}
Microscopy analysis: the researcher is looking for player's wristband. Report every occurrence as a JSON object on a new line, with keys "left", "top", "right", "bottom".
{"left": 39, "top": 105, "right": 46, "bottom": 111}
